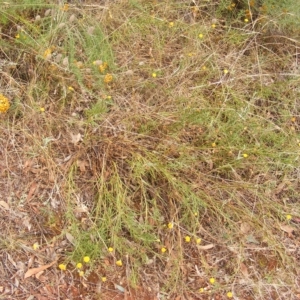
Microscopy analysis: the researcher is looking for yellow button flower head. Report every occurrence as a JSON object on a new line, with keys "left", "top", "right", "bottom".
{"left": 185, "top": 236, "right": 191, "bottom": 243}
{"left": 0, "top": 94, "right": 10, "bottom": 113}
{"left": 167, "top": 222, "right": 173, "bottom": 229}
{"left": 209, "top": 277, "right": 216, "bottom": 284}
{"left": 59, "top": 264, "right": 67, "bottom": 271}
{"left": 198, "top": 33, "right": 204, "bottom": 38}
{"left": 152, "top": 72, "right": 157, "bottom": 78}
{"left": 61, "top": 4, "right": 69, "bottom": 11}
{"left": 83, "top": 256, "right": 90, "bottom": 263}
{"left": 32, "top": 242, "right": 39, "bottom": 250}
{"left": 101, "top": 276, "right": 107, "bottom": 282}
{"left": 286, "top": 214, "right": 292, "bottom": 221}
{"left": 104, "top": 73, "right": 113, "bottom": 83}
{"left": 161, "top": 247, "right": 167, "bottom": 253}
{"left": 244, "top": 18, "right": 249, "bottom": 23}
{"left": 76, "top": 263, "right": 83, "bottom": 269}
{"left": 169, "top": 22, "right": 174, "bottom": 28}
{"left": 223, "top": 69, "right": 229, "bottom": 74}
{"left": 196, "top": 238, "right": 202, "bottom": 244}
{"left": 116, "top": 260, "right": 123, "bottom": 267}
{"left": 43, "top": 48, "right": 52, "bottom": 59}
{"left": 242, "top": 153, "right": 248, "bottom": 158}
{"left": 227, "top": 291, "right": 233, "bottom": 298}
{"left": 108, "top": 247, "right": 114, "bottom": 252}
{"left": 99, "top": 62, "right": 108, "bottom": 73}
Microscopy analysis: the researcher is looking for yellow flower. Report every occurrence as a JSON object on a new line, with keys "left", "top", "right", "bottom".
{"left": 0, "top": 94, "right": 10, "bottom": 113}
{"left": 68, "top": 86, "right": 74, "bottom": 92}
{"left": 196, "top": 238, "right": 202, "bottom": 244}
{"left": 83, "top": 256, "right": 90, "bottom": 263}
{"left": 169, "top": 22, "right": 174, "bottom": 28}
{"left": 108, "top": 247, "right": 114, "bottom": 252}
{"left": 76, "top": 263, "right": 83, "bottom": 269}
{"left": 199, "top": 288, "right": 204, "bottom": 293}
{"left": 198, "top": 33, "right": 204, "bottom": 38}
{"left": 161, "top": 247, "right": 167, "bottom": 253}
{"left": 194, "top": 212, "right": 198, "bottom": 216}
{"left": 104, "top": 73, "right": 113, "bottom": 83}
{"left": 59, "top": 264, "right": 67, "bottom": 271}
{"left": 15, "top": 33, "right": 20, "bottom": 39}
{"left": 223, "top": 69, "right": 229, "bottom": 74}
{"left": 209, "top": 277, "right": 216, "bottom": 284}
{"left": 242, "top": 153, "right": 248, "bottom": 158}
{"left": 116, "top": 260, "right": 123, "bottom": 267}
{"left": 211, "top": 142, "right": 216, "bottom": 147}
{"left": 40, "top": 107, "right": 45, "bottom": 112}
{"left": 286, "top": 214, "right": 292, "bottom": 221}
{"left": 101, "top": 276, "right": 107, "bottom": 282}
{"left": 227, "top": 291, "right": 233, "bottom": 298}
{"left": 202, "top": 66, "right": 207, "bottom": 71}
{"left": 99, "top": 62, "right": 108, "bottom": 73}
{"left": 78, "top": 271, "right": 84, "bottom": 277}
{"left": 43, "top": 48, "right": 52, "bottom": 59}
{"left": 244, "top": 18, "right": 249, "bottom": 23}
{"left": 152, "top": 72, "right": 157, "bottom": 78}
{"left": 61, "top": 4, "right": 69, "bottom": 11}
{"left": 185, "top": 236, "right": 191, "bottom": 243}
{"left": 167, "top": 222, "right": 173, "bottom": 229}
{"left": 32, "top": 243, "right": 39, "bottom": 250}
{"left": 211, "top": 24, "right": 216, "bottom": 29}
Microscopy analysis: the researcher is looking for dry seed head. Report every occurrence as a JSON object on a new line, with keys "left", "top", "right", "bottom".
{"left": 69, "top": 14, "right": 76, "bottom": 23}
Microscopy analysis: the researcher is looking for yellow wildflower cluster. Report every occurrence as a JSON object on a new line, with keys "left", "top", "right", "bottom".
{"left": 43, "top": 48, "right": 52, "bottom": 59}
{"left": 0, "top": 94, "right": 10, "bottom": 113}
{"left": 116, "top": 260, "right": 123, "bottom": 267}
{"left": 167, "top": 222, "right": 173, "bottom": 229}
{"left": 32, "top": 242, "right": 39, "bottom": 250}
{"left": 83, "top": 256, "right": 90, "bottom": 263}
{"left": 59, "top": 264, "right": 67, "bottom": 271}
{"left": 104, "top": 73, "right": 113, "bottom": 83}
{"left": 61, "top": 4, "right": 69, "bottom": 11}
{"left": 99, "top": 62, "right": 108, "bottom": 73}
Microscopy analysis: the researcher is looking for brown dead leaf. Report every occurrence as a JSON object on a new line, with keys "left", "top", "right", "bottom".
{"left": 65, "top": 232, "right": 76, "bottom": 245}
{"left": 240, "top": 262, "right": 249, "bottom": 278}
{"left": 26, "top": 182, "right": 38, "bottom": 202}
{"left": 280, "top": 224, "right": 295, "bottom": 236}
{"left": 35, "top": 270, "right": 44, "bottom": 280}
{"left": 77, "top": 160, "right": 88, "bottom": 172}
{"left": 0, "top": 200, "right": 9, "bottom": 210}
{"left": 197, "top": 244, "right": 214, "bottom": 250}
{"left": 24, "top": 260, "right": 57, "bottom": 279}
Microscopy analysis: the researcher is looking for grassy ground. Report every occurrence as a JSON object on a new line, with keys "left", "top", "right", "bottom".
{"left": 0, "top": 0, "right": 300, "bottom": 299}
